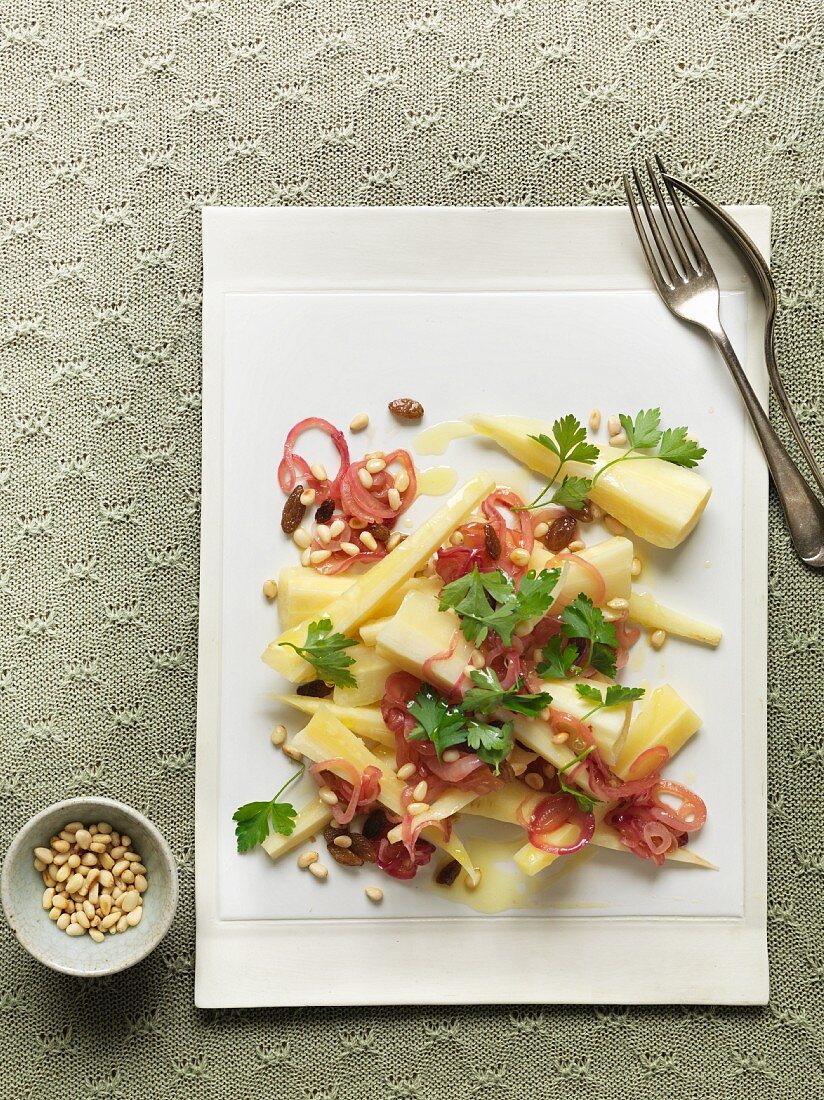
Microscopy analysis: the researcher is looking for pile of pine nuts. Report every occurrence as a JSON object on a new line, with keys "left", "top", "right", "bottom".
{"left": 34, "top": 820, "right": 148, "bottom": 942}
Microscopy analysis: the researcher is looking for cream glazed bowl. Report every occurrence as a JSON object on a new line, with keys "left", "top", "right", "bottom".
{"left": 1, "top": 797, "right": 178, "bottom": 977}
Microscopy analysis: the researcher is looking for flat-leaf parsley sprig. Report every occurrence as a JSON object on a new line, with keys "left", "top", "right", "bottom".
{"left": 278, "top": 617, "right": 358, "bottom": 688}
{"left": 439, "top": 566, "right": 561, "bottom": 647}
{"left": 407, "top": 683, "right": 514, "bottom": 773}
{"left": 575, "top": 682, "right": 645, "bottom": 721}
{"left": 524, "top": 416, "right": 598, "bottom": 511}
{"left": 233, "top": 766, "right": 304, "bottom": 852}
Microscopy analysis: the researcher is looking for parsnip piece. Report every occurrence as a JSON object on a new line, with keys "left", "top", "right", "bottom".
{"left": 375, "top": 590, "right": 472, "bottom": 693}
{"left": 628, "top": 591, "right": 722, "bottom": 647}
{"left": 290, "top": 707, "right": 479, "bottom": 883}
{"left": 460, "top": 781, "right": 539, "bottom": 824}
{"left": 277, "top": 569, "right": 439, "bottom": 631}
{"left": 262, "top": 797, "right": 332, "bottom": 860}
{"left": 530, "top": 536, "right": 633, "bottom": 605}
{"left": 614, "top": 684, "right": 701, "bottom": 779}
{"left": 359, "top": 616, "right": 394, "bottom": 647}
{"left": 469, "top": 415, "right": 711, "bottom": 549}
{"left": 589, "top": 822, "right": 717, "bottom": 869}
{"left": 264, "top": 474, "right": 495, "bottom": 682}
{"left": 513, "top": 808, "right": 610, "bottom": 876}
{"left": 276, "top": 695, "right": 394, "bottom": 747}
{"left": 511, "top": 679, "right": 631, "bottom": 767}
{"left": 277, "top": 568, "right": 353, "bottom": 631}
{"left": 511, "top": 716, "right": 595, "bottom": 795}
{"left": 332, "top": 645, "right": 397, "bottom": 708}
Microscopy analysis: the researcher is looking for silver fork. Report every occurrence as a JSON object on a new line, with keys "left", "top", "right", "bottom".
{"left": 624, "top": 156, "right": 824, "bottom": 569}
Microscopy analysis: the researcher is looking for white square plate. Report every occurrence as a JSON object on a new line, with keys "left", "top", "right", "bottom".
{"left": 197, "top": 207, "right": 769, "bottom": 1007}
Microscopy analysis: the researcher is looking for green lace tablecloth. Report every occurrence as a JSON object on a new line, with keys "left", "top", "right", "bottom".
{"left": 1, "top": 1, "right": 822, "bottom": 1096}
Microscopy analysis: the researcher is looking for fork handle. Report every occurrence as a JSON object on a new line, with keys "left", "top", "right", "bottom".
{"left": 710, "top": 327, "right": 824, "bottom": 568}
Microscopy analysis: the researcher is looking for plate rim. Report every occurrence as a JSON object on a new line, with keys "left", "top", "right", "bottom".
{"left": 196, "top": 206, "right": 769, "bottom": 1007}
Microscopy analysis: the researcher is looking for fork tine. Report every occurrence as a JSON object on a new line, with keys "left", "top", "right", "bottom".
{"left": 655, "top": 154, "right": 709, "bottom": 273}
{"left": 623, "top": 174, "right": 667, "bottom": 294}
{"left": 631, "top": 166, "right": 679, "bottom": 286}
{"left": 645, "top": 159, "right": 691, "bottom": 276}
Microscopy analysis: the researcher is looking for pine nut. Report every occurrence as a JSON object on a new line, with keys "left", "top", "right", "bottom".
{"left": 57, "top": 913, "right": 71, "bottom": 930}
{"left": 99, "top": 894, "right": 112, "bottom": 916}
{"left": 466, "top": 869, "right": 482, "bottom": 890}
{"left": 297, "top": 851, "right": 318, "bottom": 869}
{"left": 386, "top": 825, "right": 404, "bottom": 844}
{"left": 387, "top": 532, "right": 403, "bottom": 551}
{"left": 75, "top": 829, "right": 92, "bottom": 850}
{"left": 358, "top": 468, "right": 373, "bottom": 489}
{"left": 52, "top": 853, "right": 68, "bottom": 866}
{"left": 121, "top": 869, "right": 135, "bottom": 884}
{"left": 590, "top": 502, "right": 605, "bottom": 521}
{"left": 607, "top": 597, "right": 629, "bottom": 611}
{"left": 365, "top": 886, "right": 383, "bottom": 903}
{"left": 89, "top": 928, "right": 105, "bottom": 943}
{"left": 90, "top": 842, "right": 106, "bottom": 853}
{"left": 397, "top": 763, "right": 416, "bottom": 781}
{"left": 67, "top": 853, "right": 81, "bottom": 868}
{"left": 360, "top": 531, "right": 378, "bottom": 552}
{"left": 89, "top": 824, "right": 99, "bottom": 835}
{"left": 451, "top": 530, "right": 464, "bottom": 545}
{"left": 113, "top": 886, "right": 123, "bottom": 901}
{"left": 609, "top": 430, "right": 628, "bottom": 448}
{"left": 329, "top": 519, "right": 345, "bottom": 538}
{"left": 366, "top": 457, "right": 386, "bottom": 474}
{"left": 34, "top": 847, "right": 53, "bottom": 864}
{"left": 649, "top": 628, "right": 667, "bottom": 650}
{"left": 112, "top": 860, "right": 128, "bottom": 878}
{"left": 394, "top": 469, "right": 410, "bottom": 493}
{"left": 283, "top": 744, "right": 303, "bottom": 763}
{"left": 552, "top": 731, "right": 569, "bottom": 744}
{"left": 333, "top": 835, "right": 352, "bottom": 849}
{"left": 292, "top": 526, "right": 311, "bottom": 549}
{"left": 310, "top": 462, "right": 328, "bottom": 482}
{"left": 131, "top": 863, "right": 147, "bottom": 875}
{"left": 99, "top": 869, "right": 114, "bottom": 889}
{"left": 52, "top": 839, "right": 71, "bottom": 853}
{"left": 270, "top": 724, "right": 287, "bottom": 747}
{"left": 412, "top": 780, "right": 428, "bottom": 801}
{"left": 525, "top": 773, "right": 544, "bottom": 790}
{"left": 310, "top": 548, "right": 332, "bottom": 564}
{"left": 387, "top": 487, "right": 401, "bottom": 510}
{"left": 96, "top": 822, "right": 112, "bottom": 834}
{"left": 33, "top": 858, "right": 46, "bottom": 872}
{"left": 442, "top": 749, "right": 460, "bottom": 763}
{"left": 604, "top": 515, "right": 625, "bottom": 536}
{"left": 65, "top": 873, "right": 84, "bottom": 894}
{"left": 340, "top": 541, "right": 360, "bottom": 556}
{"left": 263, "top": 579, "right": 278, "bottom": 600}
{"left": 318, "top": 787, "right": 338, "bottom": 805}
{"left": 349, "top": 516, "right": 366, "bottom": 530}
{"left": 349, "top": 412, "right": 369, "bottom": 432}
{"left": 126, "top": 907, "right": 142, "bottom": 927}
{"left": 110, "top": 845, "right": 126, "bottom": 859}
{"left": 89, "top": 883, "right": 100, "bottom": 905}
{"left": 589, "top": 409, "right": 602, "bottom": 432}
{"left": 607, "top": 415, "right": 620, "bottom": 436}
{"left": 55, "top": 864, "right": 70, "bottom": 883}
{"left": 65, "top": 923, "right": 86, "bottom": 937}
{"left": 316, "top": 524, "right": 332, "bottom": 546}
{"left": 300, "top": 547, "right": 311, "bottom": 567}
{"left": 63, "top": 822, "right": 83, "bottom": 834}
{"left": 568, "top": 540, "right": 585, "bottom": 553}
{"left": 99, "top": 852, "right": 114, "bottom": 870}
{"left": 134, "top": 874, "right": 148, "bottom": 892}
{"left": 631, "top": 556, "right": 642, "bottom": 578}
{"left": 533, "top": 521, "right": 548, "bottom": 539}
{"left": 299, "top": 488, "right": 316, "bottom": 506}
{"left": 124, "top": 851, "right": 141, "bottom": 863}
{"left": 42, "top": 887, "right": 55, "bottom": 909}
{"left": 121, "top": 890, "right": 140, "bottom": 913}
{"left": 82, "top": 900, "right": 95, "bottom": 920}
{"left": 99, "top": 911, "right": 120, "bottom": 930}
{"left": 408, "top": 802, "right": 430, "bottom": 816}
{"left": 509, "top": 548, "right": 530, "bottom": 567}
{"left": 53, "top": 894, "right": 68, "bottom": 911}
{"left": 76, "top": 911, "right": 90, "bottom": 929}
{"left": 308, "top": 862, "right": 328, "bottom": 880}
{"left": 116, "top": 915, "right": 129, "bottom": 933}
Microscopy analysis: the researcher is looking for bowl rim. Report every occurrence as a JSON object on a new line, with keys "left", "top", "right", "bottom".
{"left": 1, "top": 795, "right": 179, "bottom": 977}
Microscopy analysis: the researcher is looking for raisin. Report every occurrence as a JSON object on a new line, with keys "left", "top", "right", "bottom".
{"left": 435, "top": 859, "right": 461, "bottom": 886}
{"left": 362, "top": 808, "right": 389, "bottom": 839}
{"left": 483, "top": 523, "right": 501, "bottom": 560}
{"left": 296, "top": 679, "right": 332, "bottom": 698}
{"left": 370, "top": 523, "right": 391, "bottom": 543}
{"left": 327, "top": 845, "right": 364, "bottom": 867}
{"left": 281, "top": 484, "right": 306, "bottom": 533}
{"left": 576, "top": 499, "right": 593, "bottom": 523}
{"left": 348, "top": 833, "right": 377, "bottom": 863}
{"left": 544, "top": 514, "right": 577, "bottom": 552}
{"left": 388, "top": 398, "right": 424, "bottom": 421}
{"left": 315, "top": 498, "right": 335, "bottom": 524}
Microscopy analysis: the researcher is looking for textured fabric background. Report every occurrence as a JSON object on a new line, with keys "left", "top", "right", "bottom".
{"left": 0, "top": 0, "right": 822, "bottom": 1097}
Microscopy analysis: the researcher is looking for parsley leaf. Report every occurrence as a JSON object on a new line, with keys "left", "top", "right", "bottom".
{"left": 531, "top": 415, "right": 600, "bottom": 469}
{"left": 464, "top": 720, "right": 514, "bottom": 774}
{"left": 408, "top": 684, "right": 467, "bottom": 758}
{"left": 619, "top": 408, "right": 662, "bottom": 450}
{"left": 556, "top": 746, "right": 598, "bottom": 813}
{"left": 279, "top": 618, "right": 358, "bottom": 688}
{"left": 575, "top": 682, "right": 645, "bottom": 720}
{"left": 561, "top": 594, "right": 618, "bottom": 679}
{"left": 233, "top": 767, "right": 303, "bottom": 853}
{"left": 439, "top": 567, "right": 560, "bottom": 647}
{"left": 536, "top": 635, "right": 578, "bottom": 679}
{"left": 550, "top": 475, "right": 592, "bottom": 511}
{"left": 462, "top": 667, "right": 552, "bottom": 718}
{"left": 656, "top": 426, "right": 707, "bottom": 468}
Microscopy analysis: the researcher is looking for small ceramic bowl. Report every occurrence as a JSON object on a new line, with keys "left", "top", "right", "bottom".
{"left": 1, "top": 797, "right": 178, "bottom": 977}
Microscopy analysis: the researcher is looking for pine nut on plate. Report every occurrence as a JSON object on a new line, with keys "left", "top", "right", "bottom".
{"left": 3, "top": 798, "right": 178, "bottom": 976}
